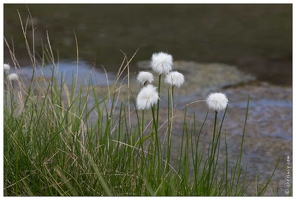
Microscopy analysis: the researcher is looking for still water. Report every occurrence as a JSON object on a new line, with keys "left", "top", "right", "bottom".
{"left": 4, "top": 4, "right": 292, "bottom": 85}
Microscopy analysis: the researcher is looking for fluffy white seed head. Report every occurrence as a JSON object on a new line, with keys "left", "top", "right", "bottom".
{"left": 150, "top": 52, "right": 173, "bottom": 74}
{"left": 136, "top": 84, "right": 159, "bottom": 110}
{"left": 8, "top": 73, "right": 19, "bottom": 81}
{"left": 206, "top": 92, "right": 229, "bottom": 112}
{"left": 165, "top": 71, "right": 185, "bottom": 88}
{"left": 137, "top": 71, "right": 154, "bottom": 86}
{"left": 4, "top": 63, "right": 10, "bottom": 72}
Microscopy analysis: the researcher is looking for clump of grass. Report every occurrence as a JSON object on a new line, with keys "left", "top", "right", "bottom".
{"left": 3, "top": 10, "right": 278, "bottom": 196}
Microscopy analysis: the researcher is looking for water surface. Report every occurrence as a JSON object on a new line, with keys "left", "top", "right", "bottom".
{"left": 4, "top": 4, "right": 292, "bottom": 85}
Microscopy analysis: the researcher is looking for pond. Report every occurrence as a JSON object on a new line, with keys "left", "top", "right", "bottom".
{"left": 4, "top": 4, "right": 292, "bottom": 85}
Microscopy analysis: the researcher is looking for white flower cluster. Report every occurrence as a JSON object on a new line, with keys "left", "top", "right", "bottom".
{"left": 137, "top": 71, "right": 154, "bottom": 86}
{"left": 206, "top": 92, "right": 229, "bottom": 112}
{"left": 4, "top": 63, "right": 10, "bottom": 72}
{"left": 4, "top": 63, "right": 19, "bottom": 81}
{"left": 150, "top": 52, "right": 173, "bottom": 74}
{"left": 164, "top": 71, "right": 184, "bottom": 88}
{"left": 137, "top": 52, "right": 230, "bottom": 112}
{"left": 136, "top": 84, "right": 159, "bottom": 110}
{"left": 8, "top": 73, "right": 19, "bottom": 81}
{"left": 136, "top": 52, "right": 186, "bottom": 110}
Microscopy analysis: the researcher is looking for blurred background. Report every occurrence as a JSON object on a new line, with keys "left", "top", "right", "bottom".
{"left": 4, "top": 4, "right": 292, "bottom": 86}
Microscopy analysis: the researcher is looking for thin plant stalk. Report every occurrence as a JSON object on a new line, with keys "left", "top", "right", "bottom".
{"left": 165, "top": 85, "right": 174, "bottom": 175}
{"left": 151, "top": 105, "right": 161, "bottom": 182}
{"left": 155, "top": 74, "right": 161, "bottom": 133}
{"left": 4, "top": 72, "right": 8, "bottom": 108}
{"left": 140, "top": 110, "right": 145, "bottom": 159}
{"left": 206, "top": 110, "right": 218, "bottom": 194}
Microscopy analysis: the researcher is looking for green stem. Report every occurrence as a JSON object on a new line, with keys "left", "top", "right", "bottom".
{"left": 151, "top": 106, "right": 161, "bottom": 181}
{"left": 209, "top": 111, "right": 218, "bottom": 163}
{"left": 10, "top": 80, "right": 15, "bottom": 114}
{"left": 234, "top": 95, "right": 250, "bottom": 194}
{"left": 141, "top": 110, "right": 145, "bottom": 133}
{"left": 156, "top": 74, "right": 161, "bottom": 130}
{"left": 166, "top": 86, "right": 174, "bottom": 175}
{"left": 207, "top": 110, "right": 218, "bottom": 194}
{"left": 212, "top": 106, "right": 228, "bottom": 163}
{"left": 154, "top": 74, "right": 162, "bottom": 182}
{"left": 140, "top": 110, "right": 145, "bottom": 159}
{"left": 4, "top": 72, "right": 8, "bottom": 108}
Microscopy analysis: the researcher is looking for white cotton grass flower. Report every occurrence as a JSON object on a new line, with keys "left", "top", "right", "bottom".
{"left": 7, "top": 73, "right": 19, "bottom": 81}
{"left": 4, "top": 64, "right": 10, "bottom": 72}
{"left": 165, "top": 71, "right": 185, "bottom": 88}
{"left": 137, "top": 71, "right": 154, "bottom": 86}
{"left": 136, "top": 84, "right": 159, "bottom": 110}
{"left": 151, "top": 52, "right": 173, "bottom": 74}
{"left": 206, "top": 92, "right": 229, "bottom": 112}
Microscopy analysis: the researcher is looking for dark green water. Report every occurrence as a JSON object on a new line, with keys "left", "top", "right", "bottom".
{"left": 4, "top": 4, "right": 292, "bottom": 85}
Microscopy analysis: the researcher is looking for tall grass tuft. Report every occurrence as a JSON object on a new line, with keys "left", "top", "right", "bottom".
{"left": 3, "top": 11, "right": 278, "bottom": 196}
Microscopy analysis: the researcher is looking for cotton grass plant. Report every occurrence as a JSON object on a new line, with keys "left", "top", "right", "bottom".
{"left": 7, "top": 73, "right": 19, "bottom": 82}
{"left": 137, "top": 71, "right": 154, "bottom": 86}
{"left": 4, "top": 63, "right": 10, "bottom": 73}
{"left": 3, "top": 12, "right": 279, "bottom": 196}
{"left": 150, "top": 52, "right": 173, "bottom": 75}
{"left": 136, "top": 84, "right": 159, "bottom": 110}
